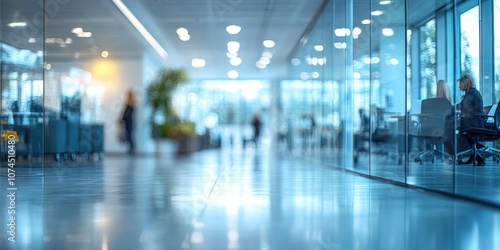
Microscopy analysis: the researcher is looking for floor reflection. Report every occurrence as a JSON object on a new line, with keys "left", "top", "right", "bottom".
{"left": 0, "top": 149, "right": 499, "bottom": 249}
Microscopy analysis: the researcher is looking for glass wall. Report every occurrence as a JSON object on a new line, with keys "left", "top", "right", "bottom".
{"left": 1, "top": 1, "right": 45, "bottom": 176}
{"left": 286, "top": 0, "right": 500, "bottom": 206}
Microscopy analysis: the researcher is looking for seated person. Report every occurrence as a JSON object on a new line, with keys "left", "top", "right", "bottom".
{"left": 445, "top": 74, "right": 485, "bottom": 165}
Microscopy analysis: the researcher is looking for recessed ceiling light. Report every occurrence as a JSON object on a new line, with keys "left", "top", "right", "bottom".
{"left": 76, "top": 32, "right": 92, "bottom": 38}
{"left": 192, "top": 58, "right": 206, "bottom": 68}
{"left": 361, "top": 19, "right": 372, "bottom": 24}
{"left": 314, "top": 45, "right": 324, "bottom": 52}
{"left": 380, "top": 0, "right": 392, "bottom": 5}
{"left": 227, "top": 41, "right": 240, "bottom": 53}
{"left": 8, "top": 22, "right": 27, "bottom": 27}
{"left": 256, "top": 61, "right": 266, "bottom": 69}
{"left": 179, "top": 34, "right": 190, "bottom": 41}
{"left": 230, "top": 57, "right": 242, "bottom": 66}
{"left": 382, "top": 28, "right": 394, "bottom": 36}
{"left": 371, "top": 10, "right": 384, "bottom": 16}
{"left": 334, "top": 28, "right": 350, "bottom": 37}
{"left": 352, "top": 27, "right": 362, "bottom": 36}
{"left": 262, "top": 50, "right": 273, "bottom": 58}
{"left": 226, "top": 25, "right": 241, "bottom": 35}
{"left": 263, "top": 40, "right": 275, "bottom": 48}
{"left": 101, "top": 51, "right": 109, "bottom": 58}
{"left": 176, "top": 27, "right": 189, "bottom": 36}
{"left": 227, "top": 70, "right": 239, "bottom": 79}
{"left": 71, "top": 27, "right": 83, "bottom": 34}
{"left": 259, "top": 57, "right": 270, "bottom": 65}
{"left": 226, "top": 52, "right": 238, "bottom": 58}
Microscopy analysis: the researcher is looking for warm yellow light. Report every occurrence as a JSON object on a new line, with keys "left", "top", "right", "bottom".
{"left": 92, "top": 60, "right": 118, "bottom": 81}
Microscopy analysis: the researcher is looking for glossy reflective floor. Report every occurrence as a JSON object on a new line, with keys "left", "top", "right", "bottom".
{"left": 1, "top": 147, "right": 500, "bottom": 250}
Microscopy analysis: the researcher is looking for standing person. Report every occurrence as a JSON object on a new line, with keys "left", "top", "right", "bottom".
{"left": 436, "top": 79, "right": 452, "bottom": 103}
{"left": 457, "top": 74, "right": 485, "bottom": 165}
{"left": 251, "top": 113, "right": 262, "bottom": 147}
{"left": 121, "top": 90, "right": 136, "bottom": 155}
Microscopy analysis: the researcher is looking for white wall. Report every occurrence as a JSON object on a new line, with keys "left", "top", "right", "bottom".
{"left": 49, "top": 57, "right": 158, "bottom": 155}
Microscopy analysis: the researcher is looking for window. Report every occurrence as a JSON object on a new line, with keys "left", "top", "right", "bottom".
{"left": 420, "top": 19, "right": 437, "bottom": 98}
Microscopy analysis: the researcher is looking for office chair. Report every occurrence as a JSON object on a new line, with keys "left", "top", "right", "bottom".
{"left": 456, "top": 102, "right": 500, "bottom": 166}
{"left": 414, "top": 98, "right": 453, "bottom": 164}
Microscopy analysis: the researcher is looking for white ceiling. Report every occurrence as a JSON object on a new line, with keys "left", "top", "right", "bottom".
{"left": 2, "top": 0, "right": 327, "bottom": 80}
{"left": 2, "top": 0, "right": 451, "bottom": 80}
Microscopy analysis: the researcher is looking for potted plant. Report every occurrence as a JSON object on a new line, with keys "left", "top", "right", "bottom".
{"left": 146, "top": 68, "right": 195, "bottom": 154}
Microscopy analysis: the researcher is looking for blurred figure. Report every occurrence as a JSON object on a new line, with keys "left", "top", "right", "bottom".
{"left": 354, "top": 108, "right": 370, "bottom": 158}
{"left": 458, "top": 74, "right": 485, "bottom": 161}
{"left": 10, "top": 101, "right": 21, "bottom": 124}
{"left": 251, "top": 113, "right": 262, "bottom": 147}
{"left": 300, "top": 114, "right": 316, "bottom": 148}
{"left": 436, "top": 79, "right": 452, "bottom": 103}
{"left": 121, "top": 90, "right": 136, "bottom": 155}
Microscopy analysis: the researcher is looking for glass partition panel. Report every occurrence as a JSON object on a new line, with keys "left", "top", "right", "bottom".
{"left": 329, "top": 0, "right": 348, "bottom": 168}
{"left": 1, "top": 1, "right": 45, "bottom": 176}
{"left": 495, "top": 0, "right": 500, "bottom": 103}
{"left": 368, "top": 0, "right": 406, "bottom": 182}
{"left": 350, "top": 0, "right": 372, "bottom": 174}
{"left": 454, "top": 0, "right": 500, "bottom": 206}
{"left": 405, "top": 0, "right": 456, "bottom": 193}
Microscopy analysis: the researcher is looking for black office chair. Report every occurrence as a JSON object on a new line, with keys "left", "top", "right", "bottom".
{"left": 456, "top": 102, "right": 500, "bottom": 166}
{"left": 414, "top": 98, "right": 453, "bottom": 164}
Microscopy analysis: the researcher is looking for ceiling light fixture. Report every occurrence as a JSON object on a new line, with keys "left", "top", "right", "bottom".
{"left": 371, "top": 10, "right": 384, "bottom": 16}
{"left": 192, "top": 58, "right": 206, "bottom": 68}
{"left": 227, "top": 41, "right": 240, "bottom": 53}
{"left": 263, "top": 40, "right": 275, "bottom": 48}
{"left": 227, "top": 70, "right": 239, "bottom": 79}
{"left": 112, "top": 0, "right": 168, "bottom": 59}
{"left": 334, "top": 28, "right": 350, "bottom": 37}
{"left": 361, "top": 19, "right": 372, "bottom": 25}
{"left": 262, "top": 51, "right": 273, "bottom": 58}
{"left": 380, "top": 0, "right": 392, "bottom": 4}
{"left": 256, "top": 61, "right": 266, "bottom": 69}
{"left": 176, "top": 27, "right": 190, "bottom": 41}
{"left": 226, "top": 25, "right": 241, "bottom": 35}
{"left": 314, "top": 45, "right": 324, "bottom": 52}
{"left": 176, "top": 27, "right": 188, "bottom": 36}
{"left": 8, "top": 22, "right": 27, "bottom": 27}
{"left": 179, "top": 34, "right": 190, "bottom": 41}
{"left": 230, "top": 57, "right": 242, "bottom": 66}
{"left": 71, "top": 27, "right": 83, "bottom": 34}
{"left": 382, "top": 28, "right": 394, "bottom": 36}
{"left": 226, "top": 52, "right": 238, "bottom": 58}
